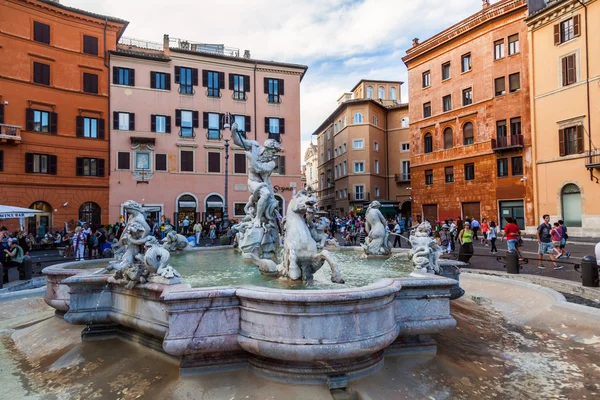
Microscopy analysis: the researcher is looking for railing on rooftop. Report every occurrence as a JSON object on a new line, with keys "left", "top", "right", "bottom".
{"left": 169, "top": 38, "right": 240, "bottom": 57}
{"left": 118, "top": 37, "right": 164, "bottom": 51}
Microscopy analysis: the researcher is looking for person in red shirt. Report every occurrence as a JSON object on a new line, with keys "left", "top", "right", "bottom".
{"left": 502, "top": 217, "right": 523, "bottom": 260}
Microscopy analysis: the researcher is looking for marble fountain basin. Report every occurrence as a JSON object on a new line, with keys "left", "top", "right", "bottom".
{"left": 42, "top": 249, "right": 459, "bottom": 385}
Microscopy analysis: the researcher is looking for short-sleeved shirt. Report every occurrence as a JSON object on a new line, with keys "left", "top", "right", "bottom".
{"left": 504, "top": 223, "right": 520, "bottom": 240}
{"left": 537, "top": 223, "right": 552, "bottom": 243}
{"left": 551, "top": 228, "right": 562, "bottom": 242}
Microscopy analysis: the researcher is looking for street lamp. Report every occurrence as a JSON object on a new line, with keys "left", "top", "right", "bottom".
{"left": 221, "top": 113, "right": 235, "bottom": 229}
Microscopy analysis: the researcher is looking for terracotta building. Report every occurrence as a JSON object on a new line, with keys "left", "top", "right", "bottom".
{"left": 0, "top": 0, "right": 127, "bottom": 233}
{"left": 313, "top": 80, "right": 411, "bottom": 218}
{"left": 526, "top": 0, "right": 600, "bottom": 236}
{"left": 403, "top": 0, "right": 534, "bottom": 230}
{"left": 109, "top": 35, "right": 307, "bottom": 226}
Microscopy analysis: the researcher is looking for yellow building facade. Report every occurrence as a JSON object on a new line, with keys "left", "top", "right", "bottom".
{"left": 527, "top": 0, "right": 600, "bottom": 236}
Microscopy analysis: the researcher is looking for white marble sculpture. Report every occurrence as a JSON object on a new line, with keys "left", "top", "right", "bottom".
{"left": 362, "top": 201, "right": 391, "bottom": 256}
{"left": 100, "top": 200, "right": 181, "bottom": 288}
{"left": 408, "top": 221, "right": 442, "bottom": 274}
{"left": 309, "top": 216, "right": 330, "bottom": 249}
{"left": 162, "top": 228, "right": 189, "bottom": 252}
{"left": 231, "top": 122, "right": 281, "bottom": 261}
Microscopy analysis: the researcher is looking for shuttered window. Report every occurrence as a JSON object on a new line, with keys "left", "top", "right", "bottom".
{"left": 559, "top": 126, "right": 584, "bottom": 156}
{"left": 230, "top": 74, "right": 250, "bottom": 100}
{"left": 76, "top": 158, "right": 104, "bottom": 177}
{"left": 117, "top": 152, "right": 130, "bottom": 170}
{"left": 207, "top": 152, "right": 221, "bottom": 173}
{"left": 113, "top": 112, "right": 135, "bottom": 131}
{"left": 83, "top": 73, "right": 98, "bottom": 94}
{"left": 264, "top": 78, "right": 284, "bottom": 103}
{"left": 150, "top": 71, "right": 171, "bottom": 90}
{"left": 495, "top": 77, "right": 506, "bottom": 96}
{"left": 511, "top": 157, "right": 523, "bottom": 176}
{"left": 33, "top": 62, "right": 50, "bottom": 85}
{"left": 274, "top": 156, "right": 286, "bottom": 175}
{"left": 83, "top": 35, "right": 98, "bottom": 55}
{"left": 509, "top": 73, "right": 520, "bottom": 92}
{"left": 234, "top": 153, "right": 246, "bottom": 174}
{"left": 203, "top": 70, "right": 224, "bottom": 97}
{"left": 174, "top": 66, "right": 198, "bottom": 94}
{"left": 561, "top": 54, "right": 577, "bottom": 87}
{"left": 33, "top": 21, "right": 50, "bottom": 44}
{"left": 180, "top": 150, "right": 194, "bottom": 172}
{"left": 25, "top": 153, "right": 57, "bottom": 175}
{"left": 151, "top": 115, "right": 171, "bottom": 133}
{"left": 76, "top": 116, "right": 105, "bottom": 139}
{"left": 26, "top": 108, "right": 57, "bottom": 134}
{"left": 497, "top": 158, "right": 509, "bottom": 177}
{"left": 155, "top": 154, "right": 167, "bottom": 171}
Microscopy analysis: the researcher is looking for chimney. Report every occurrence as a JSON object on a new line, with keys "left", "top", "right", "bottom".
{"left": 412, "top": 38, "right": 420, "bottom": 47}
{"left": 482, "top": 0, "right": 490, "bottom": 8}
{"left": 163, "top": 34, "right": 170, "bottom": 57}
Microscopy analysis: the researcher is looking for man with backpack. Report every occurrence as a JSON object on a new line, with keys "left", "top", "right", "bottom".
{"left": 557, "top": 220, "right": 571, "bottom": 259}
{"left": 537, "top": 214, "right": 563, "bottom": 270}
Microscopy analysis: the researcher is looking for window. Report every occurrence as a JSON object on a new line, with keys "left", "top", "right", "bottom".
{"left": 366, "top": 86, "right": 373, "bottom": 99}
{"left": 207, "top": 113, "right": 221, "bottom": 140}
{"left": 354, "top": 185, "right": 365, "bottom": 200}
{"left": 273, "top": 156, "right": 286, "bottom": 174}
{"left": 497, "top": 158, "right": 509, "bottom": 177}
{"left": 343, "top": 143, "right": 347, "bottom": 152}
{"left": 334, "top": 149, "right": 337, "bottom": 157}
{"left": 354, "top": 162, "right": 364, "bottom": 173}
{"left": 401, "top": 161, "right": 410, "bottom": 181}
{"left": 463, "top": 122, "right": 474, "bottom": 145}
{"left": 151, "top": 115, "right": 171, "bottom": 133}
{"left": 561, "top": 54, "right": 577, "bottom": 86}
{"left": 265, "top": 78, "right": 284, "bottom": 103}
{"left": 180, "top": 150, "right": 194, "bottom": 172}
{"left": 26, "top": 109, "right": 57, "bottom": 133}
{"left": 83, "top": 35, "right": 98, "bottom": 55}
{"left": 496, "top": 120, "right": 507, "bottom": 139}
{"left": 135, "top": 152, "right": 151, "bottom": 170}
{"left": 76, "top": 116, "right": 105, "bottom": 139}
{"left": 561, "top": 184, "right": 582, "bottom": 227}
{"left": 423, "top": 102, "right": 431, "bottom": 118}
{"left": 33, "top": 62, "right": 50, "bottom": 85}
{"left": 378, "top": 86, "right": 384, "bottom": 99}
{"left": 234, "top": 115, "right": 251, "bottom": 134}
{"left": 425, "top": 169, "right": 433, "bottom": 185}
{"left": 464, "top": 163, "right": 475, "bottom": 181}
{"left": 33, "top": 21, "right": 50, "bottom": 44}
{"left": 443, "top": 128, "right": 453, "bottom": 149}
{"left": 353, "top": 113, "right": 363, "bottom": 123}
{"left": 375, "top": 187, "right": 380, "bottom": 197}
{"left": 76, "top": 158, "right": 104, "bottom": 177}
{"left": 155, "top": 154, "right": 167, "bottom": 171}
{"left": 508, "top": 34, "right": 519, "bottom": 55}
{"left": 266, "top": 117, "right": 284, "bottom": 142}
{"left": 424, "top": 133, "right": 433, "bottom": 154}
{"left": 234, "top": 153, "right": 247, "bottom": 174}
{"left": 494, "top": 40, "right": 505, "bottom": 60}
{"left": 25, "top": 153, "right": 56, "bottom": 175}
{"left": 557, "top": 17, "right": 579, "bottom": 44}
{"left": 113, "top": 67, "right": 134, "bottom": 86}
{"left": 175, "top": 66, "right": 198, "bottom": 94}
{"left": 422, "top": 71, "right": 431, "bottom": 88}
{"left": 510, "top": 118, "right": 521, "bottom": 136}
{"left": 401, "top": 143, "right": 410, "bottom": 152}
{"left": 343, "top": 161, "right": 347, "bottom": 175}
{"left": 445, "top": 166, "right": 454, "bottom": 183}
{"left": 230, "top": 74, "right": 250, "bottom": 100}
{"left": 495, "top": 77, "right": 506, "bottom": 96}
{"left": 442, "top": 63, "right": 451, "bottom": 80}
{"left": 114, "top": 112, "right": 134, "bottom": 131}
{"left": 176, "top": 110, "right": 197, "bottom": 138}
{"left": 117, "top": 152, "right": 130, "bottom": 170}
{"left": 204, "top": 70, "right": 223, "bottom": 97}
{"left": 462, "top": 88, "right": 472, "bottom": 106}
{"left": 461, "top": 53, "right": 471, "bottom": 73}
{"left": 150, "top": 72, "right": 171, "bottom": 90}
{"left": 512, "top": 157, "right": 523, "bottom": 176}
{"left": 327, "top": 150, "right": 331, "bottom": 160}
{"left": 208, "top": 152, "right": 221, "bottom": 173}
{"left": 374, "top": 160, "right": 379, "bottom": 174}
{"left": 442, "top": 95, "right": 452, "bottom": 112}
{"left": 401, "top": 117, "right": 409, "bottom": 128}
{"left": 353, "top": 139, "right": 364, "bottom": 149}
{"left": 234, "top": 203, "right": 247, "bottom": 217}
{"left": 509, "top": 73, "right": 520, "bottom": 92}
{"left": 559, "top": 125, "right": 584, "bottom": 156}
{"left": 0, "top": 150, "right": 3, "bottom": 172}
{"left": 83, "top": 73, "right": 98, "bottom": 94}
{"left": 343, "top": 188, "right": 347, "bottom": 198}
{"left": 374, "top": 141, "right": 379, "bottom": 151}
{"left": 390, "top": 87, "right": 396, "bottom": 100}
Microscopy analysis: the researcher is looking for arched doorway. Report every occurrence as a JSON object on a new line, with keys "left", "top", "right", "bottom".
{"left": 176, "top": 194, "right": 198, "bottom": 229}
{"left": 561, "top": 184, "right": 582, "bottom": 227}
{"left": 28, "top": 201, "right": 52, "bottom": 236}
{"left": 204, "top": 193, "right": 224, "bottom": 222}
{"left": 79, "top": 202, "right": 101, "bottom": 227}
{"left": 400, "top": 201, "right": 412, "bottom": 221}
{"left": 274, "top": 194, "right": 285, "bottom": 217}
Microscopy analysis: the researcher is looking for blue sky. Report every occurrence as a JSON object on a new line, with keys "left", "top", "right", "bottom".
{"left": 63, "top": 0, "right": 495, "bottom": 159}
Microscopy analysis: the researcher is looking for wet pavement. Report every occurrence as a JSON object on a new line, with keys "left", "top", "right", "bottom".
{"left": 0, "top": 287, "right": 599, "bottom": 400}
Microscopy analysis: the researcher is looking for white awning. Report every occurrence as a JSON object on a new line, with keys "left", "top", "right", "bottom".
{"left": 207, "top": 201, "right": 223, "bottom": 208}
{"left": 0, "top": 205, "right": 43, "bottom": 219}
{"left": 178, "top": 201, "right": 197, "bottom": 208}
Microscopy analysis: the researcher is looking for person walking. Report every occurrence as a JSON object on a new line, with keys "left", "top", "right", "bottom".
{"left": 193, "top": 220, "right": 202, "bottom": 247}
{"left": 458, "top": 222, "right": 474, "bottom": 264}
{"left": 488, "top": 221, "right": 498, "bottom": 254}
{"left": 501, "top": 217, "right": 522, "bottom": 259}
{"left": 73, "top": 226, "right": 86, "bottom": 261}
{"left": 480, "top": 218, "right": 489, "bottom": 246}
{"left": 182, "top": 216, "right": 190, "bottom": 236}
{"left": 440, "top": 224, "right": 452, "bottom": 254}
{"left": 392, "top": 220, "right": 402, "bottom": 248}
{"left": 209, "top": 221, "right": 217, "bottom": 246}
{"left": 557, "top": 220, "right": 571, "bottom": 259}
{"left": 537, "top": 214, "right": 562, "bottom": 270}
{"left": 551, "top": 222, "right": 563, "bottom": 258}
{"left": 471, "top": 218, "right": 480, "bottom": 241}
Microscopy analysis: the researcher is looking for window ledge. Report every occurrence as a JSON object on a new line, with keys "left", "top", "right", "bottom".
{"left": 441, "top": 78, "right": 451, "bottom": 83}
{"left": 461, "top": 70, "right": 472, "bottom": 75}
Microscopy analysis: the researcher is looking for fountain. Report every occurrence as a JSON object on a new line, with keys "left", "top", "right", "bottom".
{"left": 42, "top": 129, "right": 464, "bottom": 386}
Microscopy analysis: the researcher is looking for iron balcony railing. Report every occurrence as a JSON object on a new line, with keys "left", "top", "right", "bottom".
{"left": 492, "top": 134, "right": 524, "bottom": 150}
{"left": 169, "top": 38, "right": 240, "bottom": 57}
{"left": 586, "top": 150, "right": 600, "bottom": 169}
{"left": 118, "top": 37, "right": 163, "bottom": 51}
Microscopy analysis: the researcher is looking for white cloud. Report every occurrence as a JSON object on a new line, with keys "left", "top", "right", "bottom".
{"left": 62, "top": 0, "right": 498, "bottom": 161}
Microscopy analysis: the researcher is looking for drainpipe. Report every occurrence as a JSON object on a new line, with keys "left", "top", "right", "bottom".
{"left": 104, "top": 19, "right": 111, "bottom": 179}
{"left": 576, "top": 0, "right": 593, "bottom": 179}
{"left": 253, "top": 62, "right": 258, "bottom": 141}
{"left": 385, "top": 108, "right": 389, "bottom": 201}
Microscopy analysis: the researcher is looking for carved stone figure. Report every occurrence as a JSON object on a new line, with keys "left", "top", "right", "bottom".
{"left": 309, "top": 216, "right": 330, "bottom": 249}
{"left": 362, "top": 201, "right": 391, "bottom": 256}
{"left": 277, "top": 191, "right": 344, "bottom": 283}
{"left": 408, "top": 221, "right": 442, "bottom": 274}
{"left": 141, "top": 236, "right": 180, "bottom": 280}
{"left": 230, "top": 122, "right": 281, "bottom": 260}
{"left": 163, "top": 230, "right": 189, "bottom": 252}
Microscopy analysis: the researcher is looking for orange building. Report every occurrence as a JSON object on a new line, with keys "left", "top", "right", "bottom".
{"left": 403, "top": 0, "right": 535, "bottom": 230}
{"left": 0, "top": 0, "right": 127, "bottom": 234}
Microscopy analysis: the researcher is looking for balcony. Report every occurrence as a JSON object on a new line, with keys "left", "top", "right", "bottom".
{"left": 586, "top": 150, "right": 600, "bottom": 169}
{"left": 492, "top": 134, "right": 524, "bottom": 151}
{"left": 395, "top": 173, "right": 410, "bottom": 183}
{"left": 0, "top": 124, "right": 22, "bottom": 144}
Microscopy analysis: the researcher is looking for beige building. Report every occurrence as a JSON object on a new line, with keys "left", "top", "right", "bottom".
{"left": 527, "top": 0, "right": 600, "bottom": 236}
{"left": 313, "top": 80, "right": 411, "bottom": 218}
{"left": 303, "top": 142, "right": 319, "bottom": 191}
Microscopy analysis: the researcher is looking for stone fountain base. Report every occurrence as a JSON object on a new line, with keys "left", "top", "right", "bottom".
{"left": 43, "top": 262, "right": 459, "bottom": 386}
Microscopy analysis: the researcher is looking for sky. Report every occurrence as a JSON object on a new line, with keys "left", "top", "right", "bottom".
{"left": 62, "top": 0, "right": 494, "bottom": 162}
